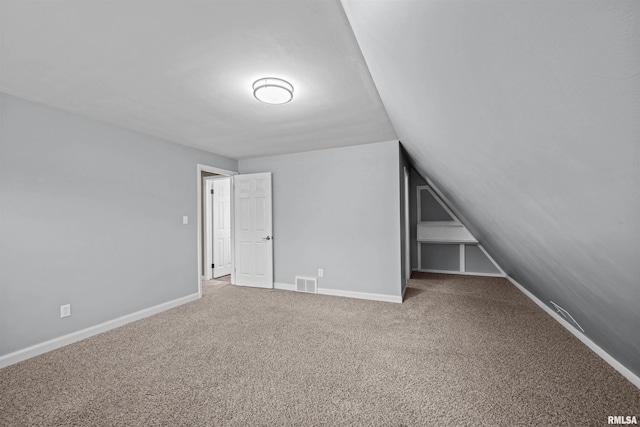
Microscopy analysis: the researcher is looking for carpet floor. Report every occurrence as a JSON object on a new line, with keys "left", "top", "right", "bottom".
{"left": 1, "top": 273, "right": 638, "bottom": 426}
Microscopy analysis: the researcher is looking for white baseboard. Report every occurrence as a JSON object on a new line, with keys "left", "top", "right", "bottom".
{"left": 317, "top": 287, "right": 402, "bottom": 304}
{"left": 507, "top": 277, "right": 640, "bottom": 389}
{"left": 416, "top": 268, "right": 505, "bottom": 278}
{"left": 274, "top": 282, "right": 296, "bottom": 291}
{"left": 0, "top": 292, "right": 200, "bottom": 369}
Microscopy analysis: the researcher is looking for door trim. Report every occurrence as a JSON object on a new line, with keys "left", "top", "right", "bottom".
{"left": 404, "top": 167, "right": 410, "bottom": 285}
{"left": 197, "top": 164, "right": 237, "bottom": 298}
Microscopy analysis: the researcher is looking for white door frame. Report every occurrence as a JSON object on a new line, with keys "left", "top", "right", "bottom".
{"left": 404, "top": 167, "right": 411, "bottom": 284}
{"left": 204, "top": 176, "right": 232, "bottom": 280}
{"left": 197, "top": 164, "right": 237, "bottom": 298}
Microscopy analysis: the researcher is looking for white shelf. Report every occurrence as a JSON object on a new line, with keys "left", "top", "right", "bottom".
{"left": 417, "top": 222, "right": 478, "bottom": 244}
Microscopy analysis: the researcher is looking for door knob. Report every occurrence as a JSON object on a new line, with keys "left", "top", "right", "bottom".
{"left": 262, "top": 236, "right": 272, "bottom": 240}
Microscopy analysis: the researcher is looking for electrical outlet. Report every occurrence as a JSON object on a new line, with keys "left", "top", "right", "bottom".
{"left": 182, "top": 215, "right": 189, "bottom": 225}
{"left": 318, "top": 269, "right": 324, "bottom": 278}
{"left": 60, "top": 304, "right": 71, "bottom": 318}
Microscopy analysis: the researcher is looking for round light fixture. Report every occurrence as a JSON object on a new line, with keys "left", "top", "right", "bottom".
{"left": 252, "top": 77, "right": 293, "bottom": 104}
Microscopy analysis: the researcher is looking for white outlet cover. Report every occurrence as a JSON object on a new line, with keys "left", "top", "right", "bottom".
{"left": 182, "top": 215, "right": 189, "bottom": 224}
{"left": 60, "top": 304, "right": 71, "bottom": 318}
{"left": 318, "top": 269, "right": 324, "bottom": 278}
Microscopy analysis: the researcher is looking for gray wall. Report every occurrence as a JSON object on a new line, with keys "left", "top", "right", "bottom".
{"left": 421, "top": 244, "right": 459, "bottom": 272}
{"left": 344, "top": 1, "right": 640, "bottom": 376}
{"left": 239, "top": 140, "right": 402, "bottom": 297}
{"left": 420, "top": 189, "right": 453, "bottom": 222}
{"left": 465, "top": 245, "right": 500, "bottom": 275}
{"left": 0, "top": 93, "right": 237, "bottom": 357}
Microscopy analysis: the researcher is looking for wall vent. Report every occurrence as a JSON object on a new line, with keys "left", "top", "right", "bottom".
{"left": 550, "top": 301, "right": 584, "bottom": 333}
{"left": 295, "top": 276, "right": 317, "bottom": 294}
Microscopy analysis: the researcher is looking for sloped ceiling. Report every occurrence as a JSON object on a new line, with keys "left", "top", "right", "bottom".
{"left": 0, "top": 0, "right": 395, "bottom": 159}
{"left": 342, "top": 1, "right": 640, "bottom": 376}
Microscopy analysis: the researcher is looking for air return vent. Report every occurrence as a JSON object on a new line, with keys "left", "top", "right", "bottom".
{"left": 295, "top": 276, "right": 317, "bottom": 294}
{"left": 550, "top": 301, "right": 584, "bottom": 333}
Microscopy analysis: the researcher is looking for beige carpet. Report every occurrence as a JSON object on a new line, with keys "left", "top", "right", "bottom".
{"left": 202, "top": 274, "right": 231, "bottom": 289}
{"left": 1, "top": 273, "right": 638, "bottom": 426}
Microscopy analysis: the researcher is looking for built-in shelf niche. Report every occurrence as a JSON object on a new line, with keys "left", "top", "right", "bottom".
{"left": 415, "top": 184, "right": 502, "bottom": 276}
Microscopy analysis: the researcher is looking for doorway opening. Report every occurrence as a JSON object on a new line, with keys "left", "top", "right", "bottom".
{"left": 197, "top": 165, "right": 274, "bottom": 297}
{"left": 204, "top": 176, "right": 232, "bottom": 280}
{"left": 197, "top": 164, "right": 236, "bottom": 297}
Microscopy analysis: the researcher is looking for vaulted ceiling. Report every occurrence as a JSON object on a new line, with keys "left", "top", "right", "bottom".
{"left": 342, "top": 0, "right": 639, "bottom": 377}
{"left": 0, "top": 0, "right": 395, "bottom": 159}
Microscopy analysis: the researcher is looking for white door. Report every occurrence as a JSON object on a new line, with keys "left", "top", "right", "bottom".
{"left": 212, "top": 178, "right": 232, "bottom": 278}
{"left": 233, "top": 172, "right": 273, "bottom": 288}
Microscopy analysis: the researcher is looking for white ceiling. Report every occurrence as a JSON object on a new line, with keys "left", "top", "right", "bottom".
{"left": 0, "top": 0, "right": 396, "bottom": 159}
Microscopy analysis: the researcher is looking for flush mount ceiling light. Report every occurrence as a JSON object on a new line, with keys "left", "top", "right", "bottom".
{"left": 252, "top": 77, "right": 293, "bottom": 104}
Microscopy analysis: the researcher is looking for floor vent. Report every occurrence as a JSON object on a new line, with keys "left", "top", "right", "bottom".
{"left": 550, "top": 301, "right": 584, "bottom": 333}
{"left": 295, "top": 276, "right": 317, "bottom": 294}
